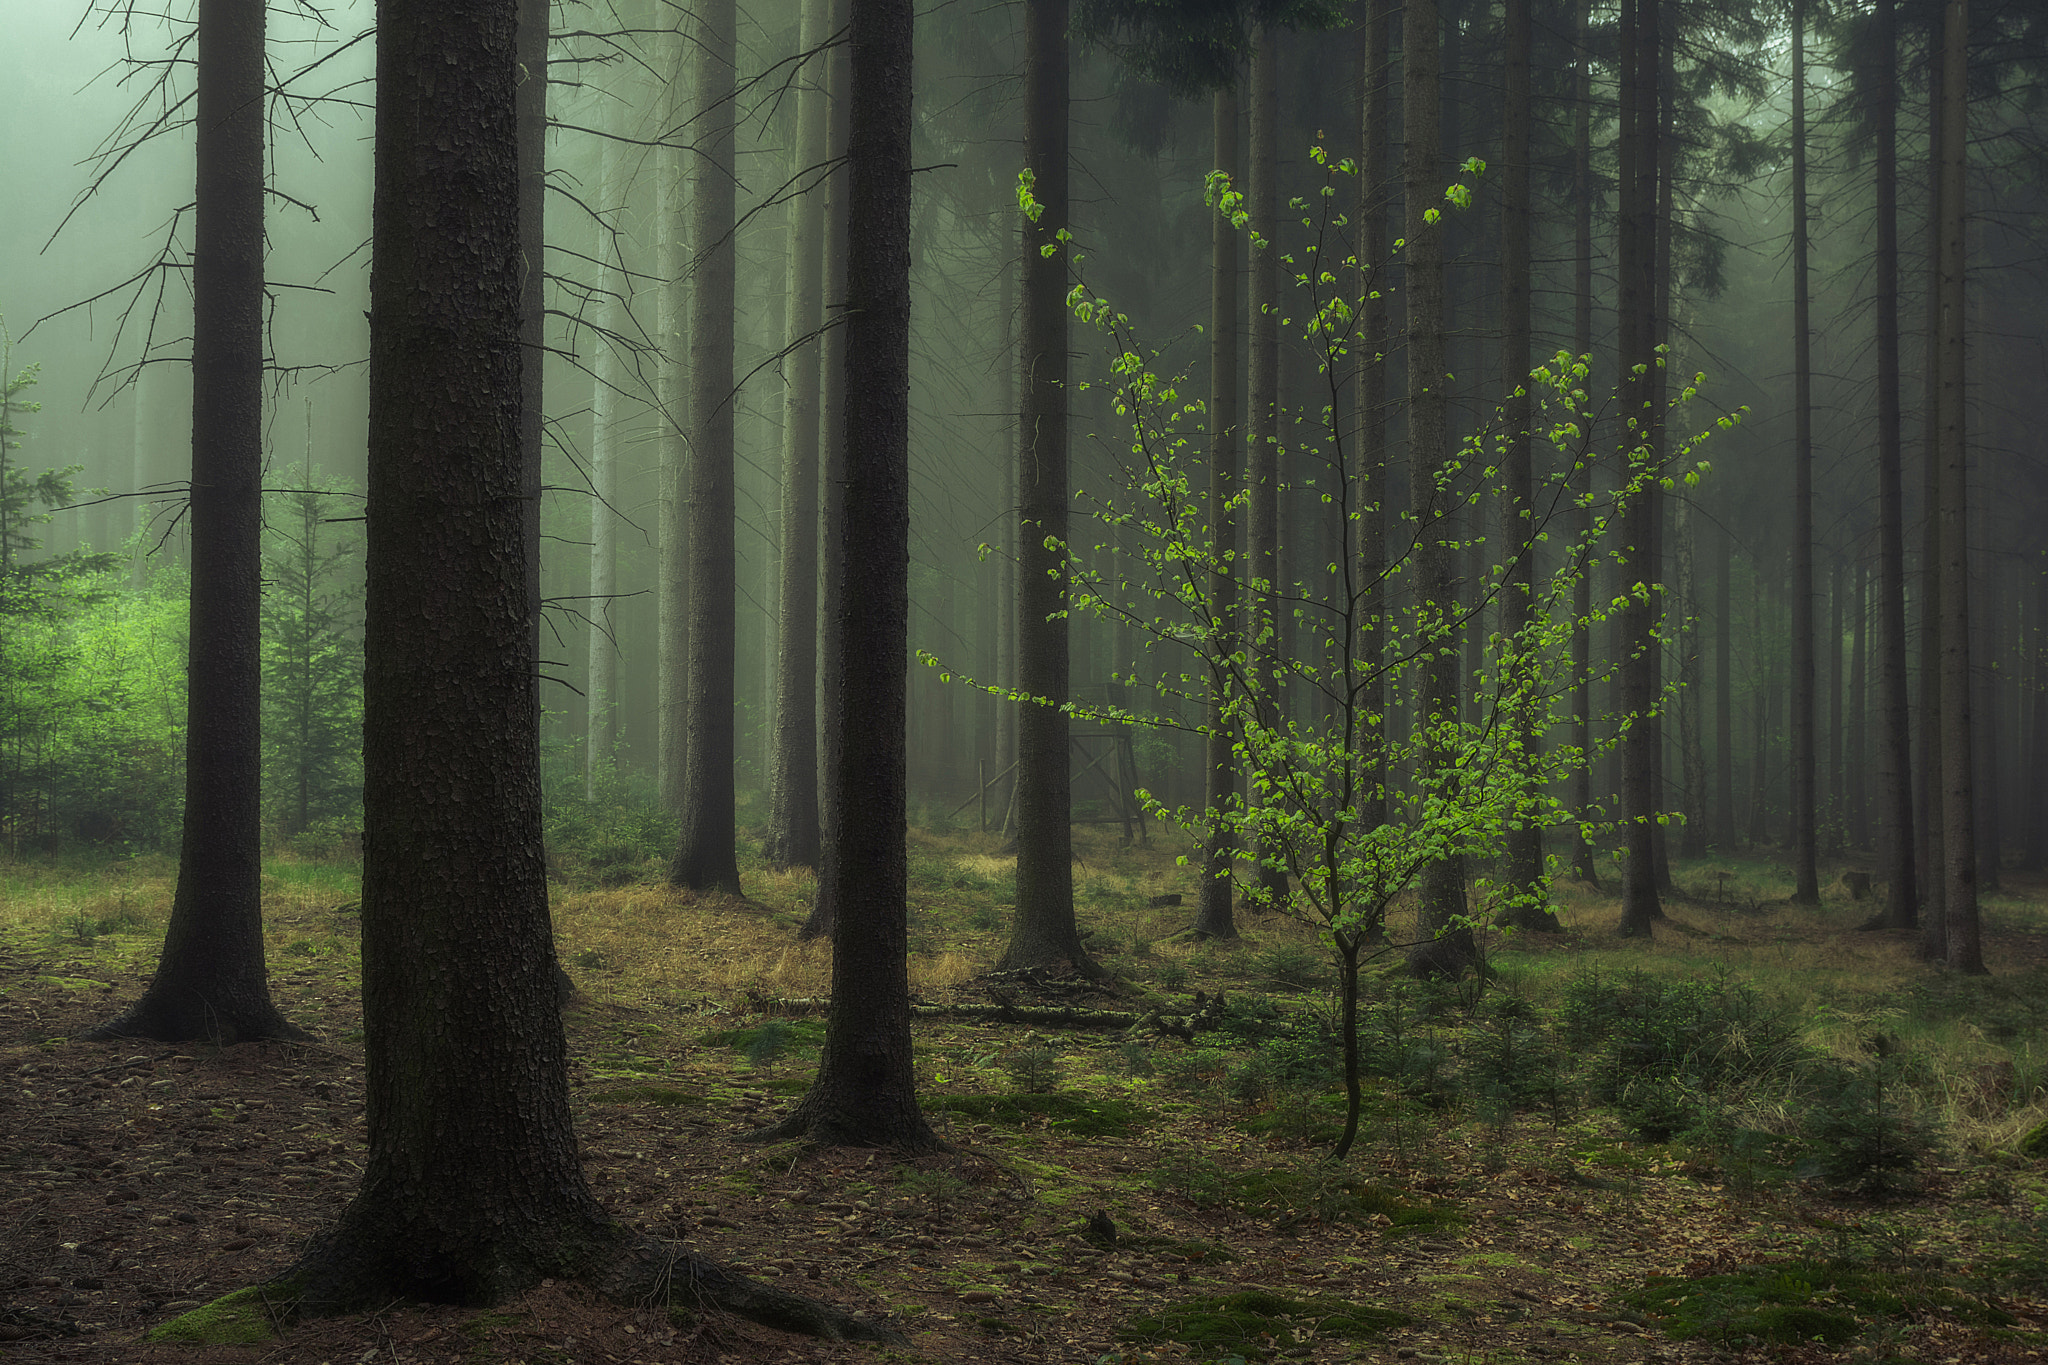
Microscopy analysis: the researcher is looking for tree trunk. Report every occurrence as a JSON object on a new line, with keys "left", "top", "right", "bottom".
{"left": 656, "top": 2, "right": 690, "bottom": 816}
{"left": 1788, "top": 0, "right": 1820, "bottom": 904}
{"left": 1615, "top": 0, "right": 1662, "bottom": 935}
{"left": 1677, "top": 494, "right": 1707, "bottom": 859}
{"left": 1354, "top": 0, "right": 1392, "bottom": 915}
{"left": 1716, "top": 518, "right": 1734, "bottom": 848}
{"left": 1934, "top": 0, "right": 1982, "bottom": 974}
{"left": 764, "top": 0, "right": 831, "bottom": 871}
{"left": 1917, "top": 25, "right": 1947, "bottom": 958}
{"left": 757, "top": 0, "right": 941, "bottom": 1148}
{"left": 586, "top": 138, "right": 623, "bottom": 801}
{"left": 2027, "top": 566, "right": 2047, "bottom": 871}
{"left": 89, "top": 0, "right": 303, "bottom": 1046}
{"left": 1570, "top": 0, "right": 1600, "bottom": 884}
{"left": 1495, "top": 0, "right": 1549, "bottom": 925}
{"left": 1195, "top": 85, "right": 1242, "bottom": 943}
{"left": 1849, "top": 553, "right": 1869, "bottom": 851}
{"left": 1005, "top": 0, "right": 1102, "bottom": 977}
{"left": 1827, "top": 555, "right": 1844, "bottom": 851}
{"left": 1244, "top": 31, "right": 1289, "bottom": 911}
{"left": 1402, "top": 0, "right": 1474, "bottom": 979}
{"left": 671, "top": 0, "right": 744, "bottom": 895}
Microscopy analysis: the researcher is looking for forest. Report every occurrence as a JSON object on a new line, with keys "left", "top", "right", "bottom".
{"left": 1, "top": 0, "right": 2047, "bottom": 1362}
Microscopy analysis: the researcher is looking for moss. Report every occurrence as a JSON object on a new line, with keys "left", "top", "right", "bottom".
{"left": 698, "top": 1020, "right": 826, "bottom": 1052}
{"left": 1624, "top": 1259, "right": 2020, "bottom": 1349}
{"left": 2019, "top": 1119, "right": 2048, "bottom": 1160}
{"left": 1119, "top": 1289, "right": 1410, "bottom": 1358}
{"left": 925, "top": 1091, "right": 1154, "bottom": 1138}
{"left": 145, "top": 1285, "right": 284, "bottom": 1344}
{"left": 587, "top": 1084, "right": 701, "bottom": 1107}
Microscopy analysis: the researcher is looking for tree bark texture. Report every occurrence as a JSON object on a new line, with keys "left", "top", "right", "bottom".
{"left": 1354, "top": 0, "right": 1391, "bottom": 875}
{"left": 586, "top": 138, "right": 623, "bottom": 801}
{"left": 1402, "top": 0, "right": 1474, "bottom": 979}
{"left": 1196, "top": 85, "right": 1241, "bottom": 943}
{"left": 1788, "top": 0, "right": 1821, "bottom": 904}
{"left": 655, "top": 3, "right": 690, "bottom": 816}
{"left": 672, "top": 0, "right": 744, "bottom": 894}
{"left": 1005, "top": 0, "right": 1102, "bottom": 977}
{"left": 1569, "top": 0, "right": 1600, "bottom": 883}
{"left": 758, "top": 0, "right": 940, "bottom": 1148}
{"left": 90, "top": 0, "right": 303, "bottom": 1046}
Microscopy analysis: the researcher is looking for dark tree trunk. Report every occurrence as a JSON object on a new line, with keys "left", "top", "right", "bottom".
{"left": 1934, "top": 0, "right": 1982, "bottom": 974}
{"left": 1849, "top": 554, "right": 1869, "bottom": 851}
{"left": 671, "top": 0, "right": 744, "bottom": 895}
{"left": 1828, "top": 555, "right": 1844, "bottom": 850}
{"left": 1195, "top": 85, "right": 1242, "bottom": 943}
{"left": 2027, "top": 567, "right": 2048, "bottom": 872}
{"left": 656, "top": 3, "right": 690, "bottom": 817}
{"left": 1005, "top": 0, "right": 1103, "bottom": 977}
{"left": 1353, "top": 0, "right": 1392, "bottom": 912}
{"left": 1569, "top": 0, "right": 1600, "bottom": 884}
{"left": 758, "top": 0, "right": 941, "bottom": 1148}
{"left": 1244, "top": 32, "right": 1290, "bottom": 910}
{"left": 90, "top": 0, "right": 304, "bottom": 1046}
{"left": 1976, "top": 562, "right": 2000, "bottom": 890}
{"left": 1496, "top": 0, "right": 1549, "bottom": 925}
{"left": 290, "top": 0, "right": 616, "bottom": 1303}
{"left": 1715, "top": 518, "right": 1735, "bottom": 847}
{"left": 1869, "top": 0, "right": 1918, "bottom": 924}
{"left": 1917, "top": 28, "right": 1947, "bottom": 959}
{"left": 764, "top": 0, "right": 832, "bottom": 872}
{"left": 1615, "top": 0, "right": 1662, "bottom": 936}
{"left": 1402, "top": 0, "right": 1475, "bottom": 979}
{"left": 1788, "top": 0, "right": 1821, "bottom": 904}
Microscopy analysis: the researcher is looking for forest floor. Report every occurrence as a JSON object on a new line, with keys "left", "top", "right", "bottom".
{"left": 3, "top": 827, "right": 2048, "bottom": 1365}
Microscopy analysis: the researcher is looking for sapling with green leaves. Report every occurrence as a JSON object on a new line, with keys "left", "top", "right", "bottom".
{"left": 942, "top": 153, "right": 1732, "bottom": 1161}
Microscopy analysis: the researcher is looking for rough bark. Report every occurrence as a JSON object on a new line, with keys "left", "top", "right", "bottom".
{"left": 1569, "top": 0, "right": 1600, "bottom": 884}
{"left": 1934, "top": 0, "right": 1982, "bottom": 974}
{"left": 1869, "top": 0, "right": 1917, "bottom": 923}
{"left": 764, "top": 0, "right": 832, "bottom": 872}
{"left": 1402, "top": 0, "right": 1475, "bottom": 979}
{"left": 1917, "top": 31, "right": 1946, "bottom": 959}
{"left": 1195, "top": 85, "right": 1242, "bottom": 943}
{"left": 1495, "top": 0, "right": 1549, "bottom": 926}
{"left": 1615, "top": 0, "right": 1663, "bottom": 936}
{"left": 671, "top": 0, "right": 744, "bottom": 895}
{"left": 1004, "top": 0, "right": 1103, "bottom": 978}
{"left": 756, "top": 0, "right": 941, "bottom": 1149}
{"left": 89, "top": 0, "right": 304, "bottom": 1047}
{"left": 1788, "top": 0, "right": 1821, "bottom": 905}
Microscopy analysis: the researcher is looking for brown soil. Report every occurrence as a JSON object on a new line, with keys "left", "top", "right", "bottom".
{"left": 3, "top": 867, "right": 2047, "bottom": 1365}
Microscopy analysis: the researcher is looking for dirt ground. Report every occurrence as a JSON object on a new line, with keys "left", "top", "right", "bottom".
{"left": 4, "top": 871, "right": 2048, "bottom": 1365}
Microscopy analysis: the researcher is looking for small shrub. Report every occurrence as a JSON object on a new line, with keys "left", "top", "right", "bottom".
{"left": 1254, "top": 940, "right": 1327, "bottom": 991}
{"left": 1796, "top": 1060, "right": 1939, "bottom": 1197}
{"left": 1002, "top": 1043, "right": 1062, "bottom": 1093}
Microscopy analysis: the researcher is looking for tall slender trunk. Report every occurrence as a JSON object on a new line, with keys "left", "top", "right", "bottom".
{"left": 89, "top": 0, "right": 304, "bottom": 1045}
{"left": 1496, "top": 0, "right": 1547, "bottom": 923}
{"left": 1403, "top": 0, "right": 1474, "bottom": 978}
{"left": 2027, "top": 567, "right": 2048, "bottom": 871}
{"left": 1004, "top": 0, "right": 1102, "bottom": 976}
{"left": 764, "top": 0, "right": 832, "bottom": 870}
{"left": 1615, "top": 0, "right": 1663, "bottom": 934}
{"left": 1849, "top": 554, "right": 1869, "bottom": 851}
{"left": 586, "top": 139, "right": 623, "bottom": 800}
{"left": 1869, "top": 0, "right": 1917, "bottom": 923}
{"left": 1788, "top": 0, "right": 1820, "bottom": 903}
{"left": 670, "top": 0, "right": 744, "bottom": 895}
{"left": 1570, "top": 0, "right": 1600, "bottom": 884}
{"left": 1715, "top": 519, "right": 1735, "bottom": 846}
{"left": 1245, "top": 33, "right": 1289, "bottom": 909}
{"left": 1196, "top": 86, "right": 1242, "bottom": 942}
{"left": 656, "top": 5, "right": 690, "bottom": 814}
{"left": 1648, "top": 10, "right": 1675, "bottom": 895}
{"left": 1934, "top": 0, "right": 1981, "bottom": 972}
{"left": 1917, "top": 26, "right": 1947, "bottom": 958}
{"left": 1827, "top": 555, "right": 1844, "bottom": 850}
{"left": 1677, "top": 495, "right": 1706, "bottom": 858}
{"left": 1355, "top": 0, "right": 1392, "bottom": 903}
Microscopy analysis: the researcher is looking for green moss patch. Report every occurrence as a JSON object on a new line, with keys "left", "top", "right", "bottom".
{"left": 698, "top": 1020, "right": 826, "bottom": 1052}
{"left": 926, "top": 1091, "right": 1154, "bottom": 1139}
{"left": 1624, "top": 1259, "right": 2019, "bottom": 1349}
{"left": 1233, "top": 1167, "right": 1464, "bottom": 1236}
{"left": 1119, "top": 1290, "right": 1410, "bottom": 1358}
{"left": 587, "top": 1084, "right": 701, "bottom": 1107}
{"left": 146, "top": 1286, "right": 282, "bottom": 1344}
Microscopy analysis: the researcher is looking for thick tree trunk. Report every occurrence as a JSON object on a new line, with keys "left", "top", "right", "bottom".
{"left": 1402, "top": 0, "right": 1475, "bottom": 979}
{"left": 1788, "top": 0, "right": 1821, "bottom": 904}
{"left": 1934, "top": 0, "right": 1982, "bottom": 973}
{"left": 89, "top": 0, "right": 303, "bottom": 1046}
{"left": 1615, "top": 0, "right": 1662, "bottom": 935}
{"left": 764, "top": 0, "right": 832, "bottom": 871}
{"left": 1195, "top": 86, "right": 1242, "bottom": 943}
{"left": 1005, "top": 0, "right": 1102, "bottom": 977}
{"left": 671, "top": 0, "right": 744, "bottom": 895}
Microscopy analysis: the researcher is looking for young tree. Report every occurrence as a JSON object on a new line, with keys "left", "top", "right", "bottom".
{"left": 88, "top": 0, "right": 306, "bottom": 1045}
